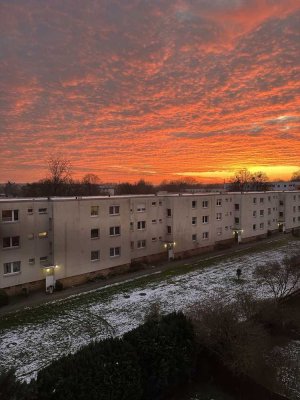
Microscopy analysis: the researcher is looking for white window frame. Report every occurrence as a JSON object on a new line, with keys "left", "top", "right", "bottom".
{"left": 192, "top": 233, "right": 197, "bottom": 241}
{"left": 202, "top": 215, "right": 209, "bottom": 224}
{"left": 192, "top": 217, "right": 197, "bottom": 225}
{"left": 202, "top": 200, "right": 208, "bottom": 208}
{"left": 91, "top": 206, "right": 99, "bottom": 216}
{"left": 109, "top": 205, "right": 120, "bottom": 215}
{"left": 216, "top": 213, "right": 222, "bottom": 221}
{"left": 1, "top": 209, "right": 19, "bottom": 222}
{"left": 137, "top": 221, "right": 146, "bottom": 230}
{"left": 216, "top": 199, "right": 222, "bottom": 206}
{"left": 110, "top": 247, "right": 121, "bottom": 258}
{"left": 137, "top": 240, "right": 146, "bottom": 249}
{"left": 3, "top": 261, "right": 21, "bottom": 275}
{"left": 91, "top": 250, "right": 100, "bottom": 261}
{"left": 110, "top": 226, "right": 121, "bottom": 236}
{"left": 202, "top": 232, "right": 209, "bottom": 240}
{"left": 3, "top": 236, "right": 20, "bottom": 249}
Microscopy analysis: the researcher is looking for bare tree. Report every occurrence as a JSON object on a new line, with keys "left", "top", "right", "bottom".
{"left": 291, "top": 170, "right": 300, "bottom": 181}
{"left": 229, "top": 168, "right": 269, "bottom": 191}
{"left": 254, "top": 253, "right": 300, "bottom": 301}
{"left": 188, "top": 294, "right": 268, "bottom": 376}
{"left": 47, "top": 156, "right": 72, "bottom": 195}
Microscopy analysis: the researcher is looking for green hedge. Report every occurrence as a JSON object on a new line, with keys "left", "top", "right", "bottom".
{"left": 124, "top": 312, "right": 196, "bottom": 399}
{"left": 1, "top": 312, "right": 196, "bottom": 400}
{"left": 36, "top": 338, "right": 142, "bottom": 400}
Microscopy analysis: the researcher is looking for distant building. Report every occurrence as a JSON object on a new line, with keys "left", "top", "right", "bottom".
{"left": 270, "top": 181, "right": 300, "bottom": 191}
{"left": 1, "top": 191, "right": 300, "bottom": 295}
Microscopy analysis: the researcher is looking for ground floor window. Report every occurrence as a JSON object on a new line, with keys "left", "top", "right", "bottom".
{"left": 3, "top": 261, "right": 21, "bottom": 275}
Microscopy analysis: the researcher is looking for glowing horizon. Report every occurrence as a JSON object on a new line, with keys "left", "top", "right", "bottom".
{"left": 1, "top": 1, "right": 299, "bottom": 184}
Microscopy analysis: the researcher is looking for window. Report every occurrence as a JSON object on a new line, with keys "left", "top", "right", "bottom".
{"left": 110, "top": 247, "right": 120, "bottom": 257}
{"left": 167, "top": 208, "right": 172, "bottom": 217}
{"left": 152, "top": 237, "right": 157, "bottom": 242}
{"left": 253, "top": 198, "right": 257, "bottom": 204}
{"left": 137, "top": 240, "right": 146, "bottom": 249}
{"left": 216, "top": 199, "right": 222, "bottom": 206}
{"left": 216, "top": 213, "right": 222, "bottom": 220}
{"left": 28, "top": 233, "right": 34, "bottom": 240}
{"left": 202, "top": 200, "right": 208, "bottom": 208}
{"left": 260, "top": 222, "right": 264, "bottom": 229}
{"left": 234, "top": 204, "right": 239, "bottom": 211}
{"left": 91, "top": 228, "right": 100, "bottom": 239}
{"left": 159, "top": 201, "right": 162, "bottom": 206}
{"left": 152, "top": 201, "right": 156, "bottom": 206}
{"left": 40, "top": 256, "right": 48, "bottom": 263}
{"left": 260, "top": 198, "right": 264, "bottom": 204}
{"left": 192, "top": 216, "right": 197, "bottom": 225}
{"left": 235, "top": 217, "right": 239, "bottom": 224}
{"left": 110, "top": 226, "right": 120, "bottom": 236}
{"left": 293, "top": 206, "right": 296, "bottom": 212}
{"left": 279, "top": 200, "right": 284, "bottom": 206}
{"left": 137, "top": 221, "right": 146, "bottom": 230}
{"left": 279, "top": 212, "right": 284, "bottom": 218}
{"left": 137, "top": 204, "right": 146, "bottom": 212}
{"left": 38, "top": 208, "right": 47, "bottom": 214}
{"left": 28, "top": 258, "right": 35, "bottom": 265}
{"left": 28, "top": 208, "right": 33, "bottom": 214}
{"left": 91, "top": 206, "right": 99, "bottom": 216}
{"left": 268, "top": 208, "right": 271, "bottom": 215}
{"left": 192, "top": 200, "right": 197, "bottom": 209}
{"left": 152, "top": 219, "right": 157, "bottom": 224}
{"left": 217, "top": 227, "right": 222, "bottom": 236}
{"left": 130, "top": 222, "right": 134, "bottom": 230}
{"left": 91, "top": 250, "right": 100, "bottom": 261}
{"left": 167, "top": 225, "right": 172, "bottom": 234}
{"left": 202, "top": 232, "right": 209, "bottom": 240}
{"left": 268, "top": 221, "right": 271, "bottom": 226}
{"left": 192, "top": 234, "right": 197, "bottom": 241}
{"left": 268, "top": 196, "right": 271, "bottom": 202}
{"left": 202, "top": 215, "right": 209, "bottom": 224}
{"left": 3, "top": 236, "right": 20, "bottom": 248}
{"left": 2, "top": 209, "right": 19, "bottom": 222}
{"left": 109, "top": 205, "right": 120, "bottom": 215}
{"left": 130, "top": 241, "right": 134, "bottom": 250}
{"left": 253, "top": 224, "right": 256, "bottom": 230}
{"left": 293, "top": 217, "right": 296, "bottom": 223}
{"left": 38, "top": 231, "right": 48, "bottom": 239}
{"left": 260, "top": 210, "right": 264, "bottom": 217}
{"left": 253, "top": 210, "right": 257, "bottom": 217}
{"left": 3, "top": 261, "right": 21, "bottom": 275}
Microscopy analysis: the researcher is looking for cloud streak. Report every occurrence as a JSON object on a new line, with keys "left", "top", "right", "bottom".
{"left": 0, "top": 0, "right": 299, "bottom": 182}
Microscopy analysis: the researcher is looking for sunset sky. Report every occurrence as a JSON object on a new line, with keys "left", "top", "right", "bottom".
{"left": 0, "top": 0, "right": 299, "bottom": 183}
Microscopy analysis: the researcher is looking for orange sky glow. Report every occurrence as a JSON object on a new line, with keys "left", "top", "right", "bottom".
{"left": 0, "top": 0, "right": 299, "bottom": 184}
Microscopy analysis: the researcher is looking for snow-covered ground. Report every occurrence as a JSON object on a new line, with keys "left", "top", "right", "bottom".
{"left": 0, "top": 241, "right": 299, "bottom": 386}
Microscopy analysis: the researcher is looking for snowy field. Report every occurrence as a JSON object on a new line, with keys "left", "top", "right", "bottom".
{"left": 0, "top": 240, "right": 299, "bottom": 386}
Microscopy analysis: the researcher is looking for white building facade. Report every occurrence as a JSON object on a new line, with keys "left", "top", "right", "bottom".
{"left": 1, "top": 191, "right": 300, "bottom": 295}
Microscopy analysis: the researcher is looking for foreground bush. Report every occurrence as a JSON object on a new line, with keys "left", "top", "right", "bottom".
{"left": 36, "top": 338, "right": 142, "bottom": 400}
{"left": 124, "top": 312, "right": 197, "bottom": 400}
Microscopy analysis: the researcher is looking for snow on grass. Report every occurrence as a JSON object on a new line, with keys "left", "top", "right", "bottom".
{"left": 270, "top": 340, "right": 300, "bottom": 400}
{"left": 0, "top": 241, "right": 299, "bottom": 382}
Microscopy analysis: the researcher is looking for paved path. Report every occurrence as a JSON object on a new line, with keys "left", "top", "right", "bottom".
{"left": 0, "top": 233, "right": 289, "bottom": 316}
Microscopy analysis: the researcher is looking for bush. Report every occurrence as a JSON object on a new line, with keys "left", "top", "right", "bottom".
{"left": 124, "top": 312, "right": 196, "bottom": 400}
{"left": 36, "top": 338, "right": 142, "bottom": 400}
{"left": 55, "top": 280, "right": 64, "bottom": 291}
{"left": 0, "top": 289, "right": 9, "bottom": 307}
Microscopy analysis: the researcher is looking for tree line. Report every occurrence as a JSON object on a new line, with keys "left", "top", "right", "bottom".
{"left": 1, "top": 158, "right": 300, "bottom": 197}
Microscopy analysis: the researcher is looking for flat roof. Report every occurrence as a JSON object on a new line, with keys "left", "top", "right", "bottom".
{"left": 0, "top": 190, "right": 300, "bottom": 203}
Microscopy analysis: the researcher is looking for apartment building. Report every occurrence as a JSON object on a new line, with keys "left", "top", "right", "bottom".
{"left": 1, "top": 191, "right": 300, "bottom": 295}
